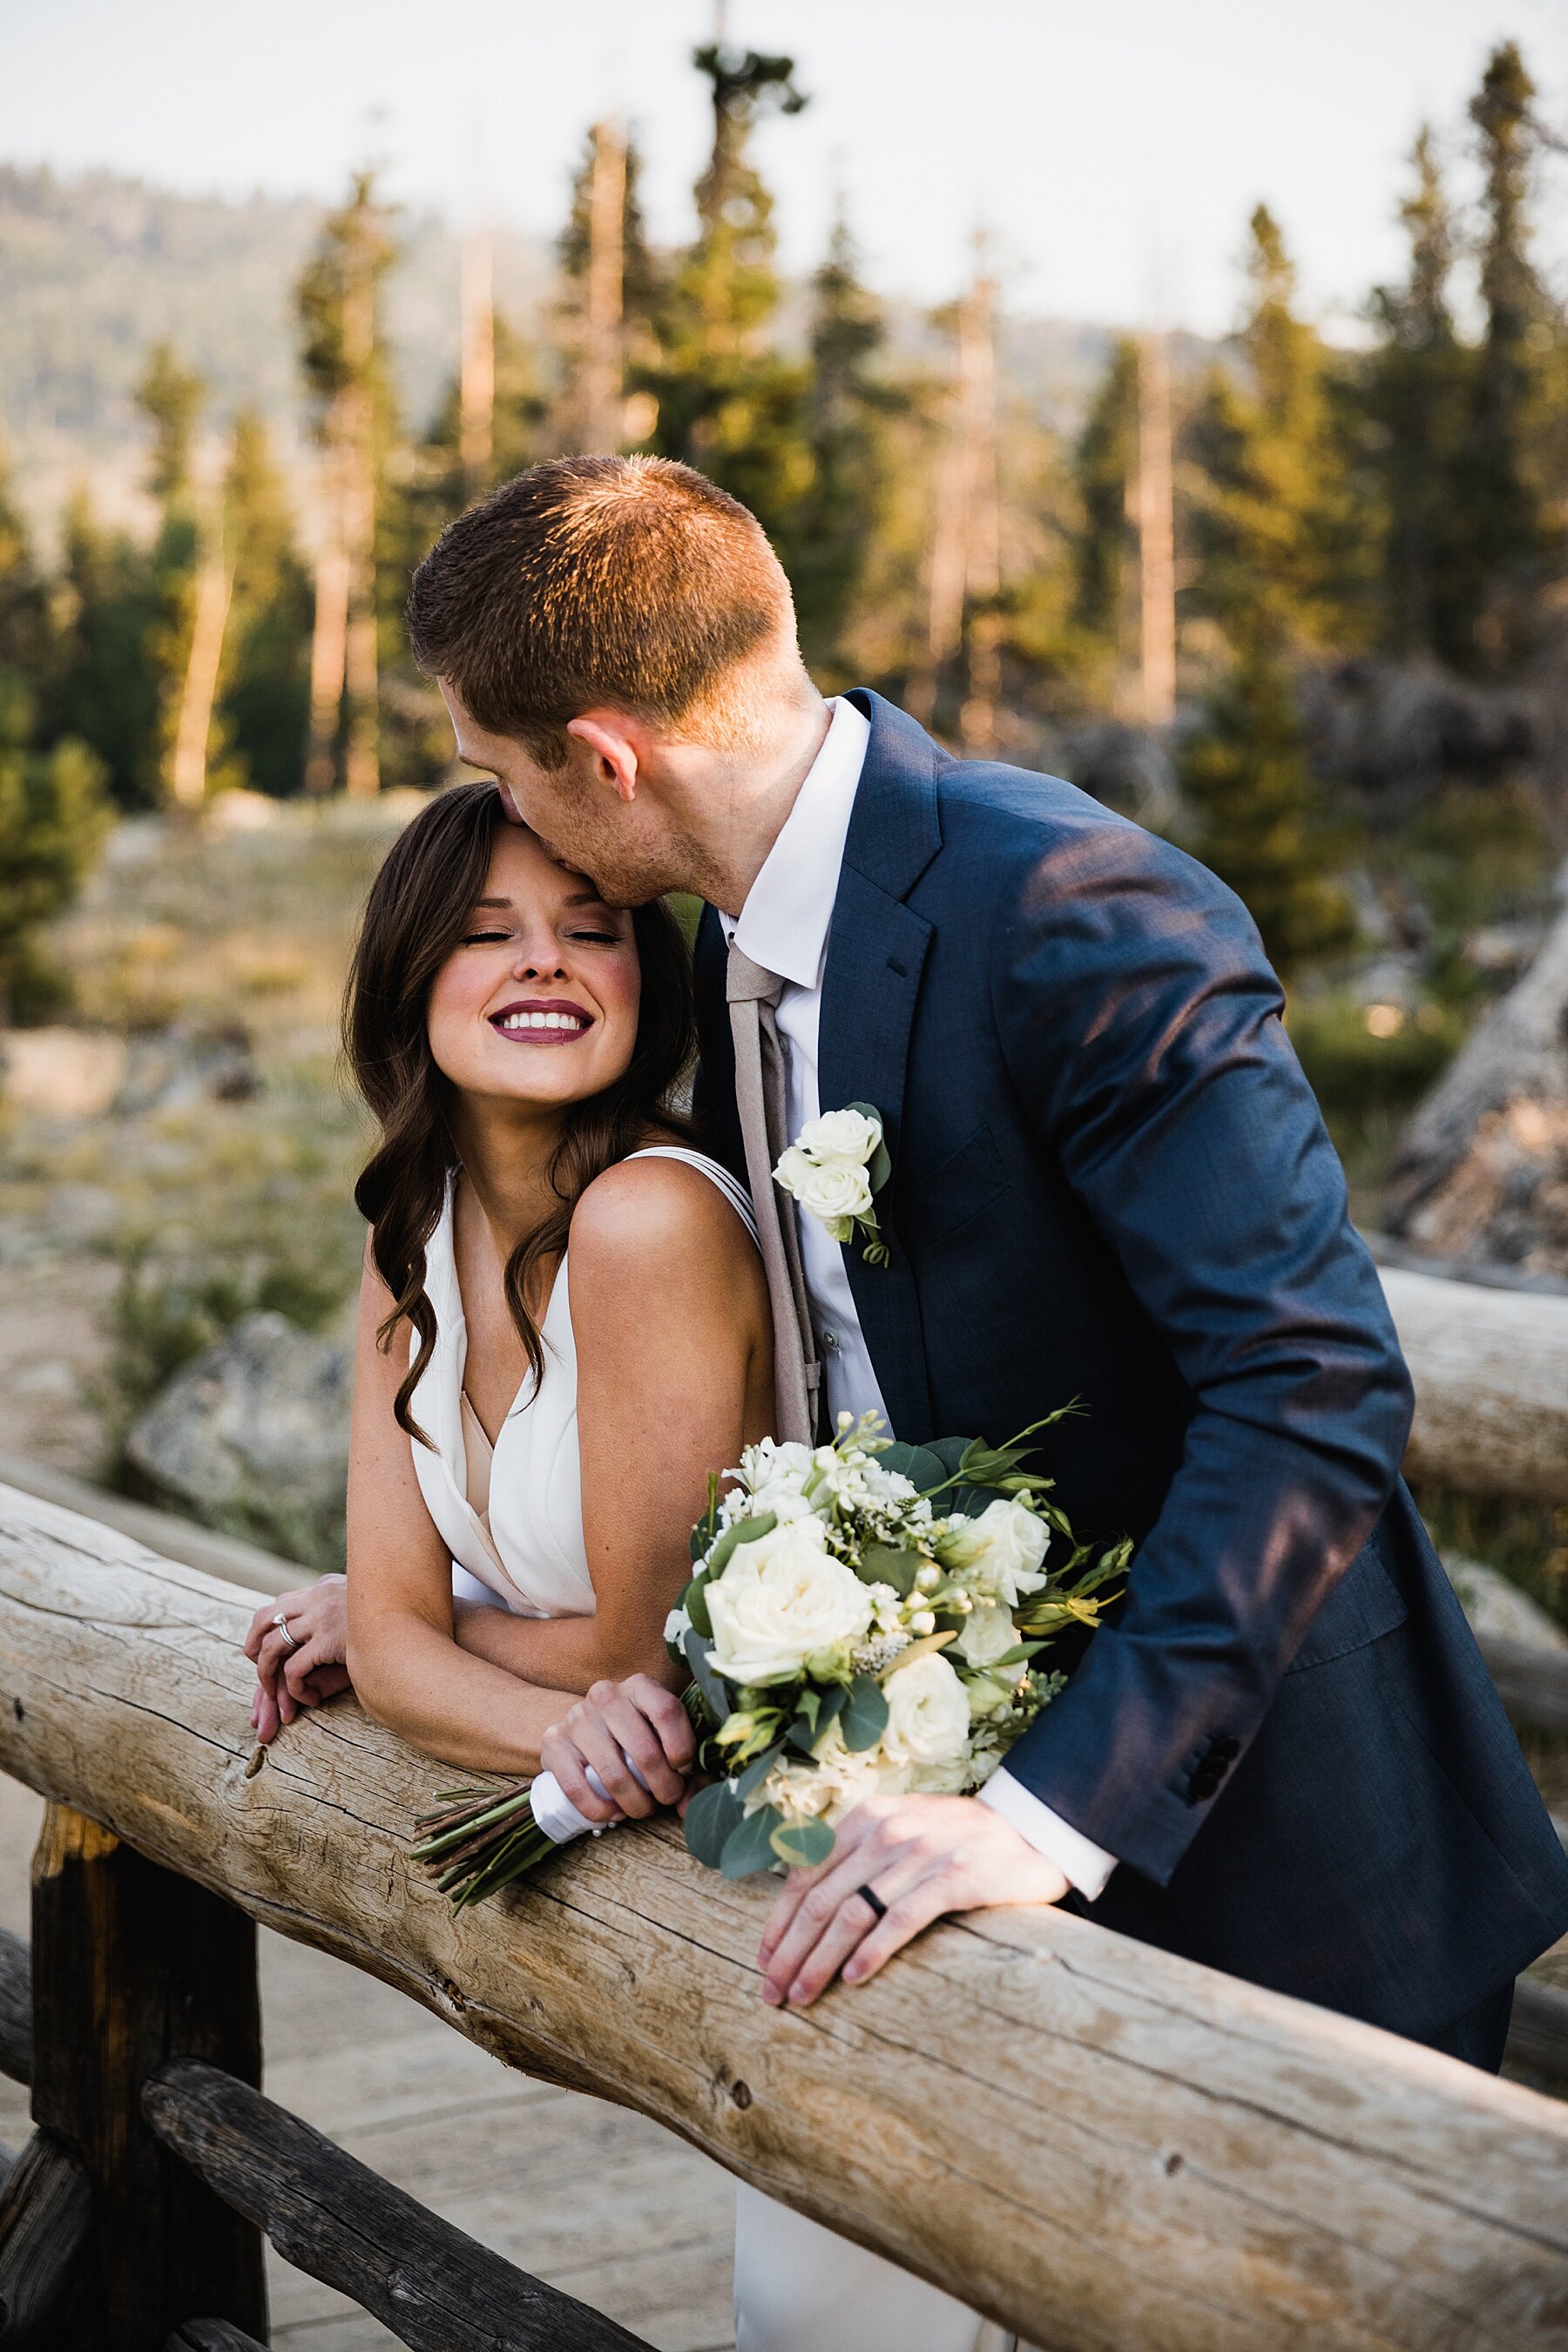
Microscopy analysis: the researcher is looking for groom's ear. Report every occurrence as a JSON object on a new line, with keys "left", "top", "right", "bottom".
{"left": 566, "top": 713, "right": 643, "bottom": 804}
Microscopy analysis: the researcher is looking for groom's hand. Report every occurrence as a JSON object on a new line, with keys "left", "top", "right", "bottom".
{"left": 757, "top": 1793, "right": 1070, "bottom": 2009}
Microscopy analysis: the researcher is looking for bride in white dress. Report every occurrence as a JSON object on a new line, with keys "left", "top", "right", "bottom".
{"left": 245, "top": 779, "right": 1013, "bottom": 2351}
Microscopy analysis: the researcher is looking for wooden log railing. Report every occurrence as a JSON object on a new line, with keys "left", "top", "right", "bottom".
{"left": 0, "top": 1487, "right": 1565, "bottom": 2349}
{"left": 1378, "top": 1262, "right": 1568, "bottom": 1504}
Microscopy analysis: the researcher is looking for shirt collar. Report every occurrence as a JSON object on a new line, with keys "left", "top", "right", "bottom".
{"left": 722, "top": 695, "right": 871, "bottom": 992}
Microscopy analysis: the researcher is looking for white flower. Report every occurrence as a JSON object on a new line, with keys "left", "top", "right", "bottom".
{"left": 798, "top": 1106, "right": 882, "bottom": 1166}
{"left": 950, "top": 1499, "right": 1049, "bottom": 1607}
{"left": 706, "top": 1517, "right": 874, "bottom": 1687}
{"left": 755, "top": 1731, "right": 899, "bottom": 1824}
{"left": 881, "top": 1651, "right": 972, "bottom": 1767}
{"left": 736, "top": 1437, "right": 814, "bottom": 1493}
{"left": 954, "top": 1598, "right": 1021, "bottom": 1672}
{"left": 665, "top": 1605, "right": 693, "bottom": 1646}
{"left": 775, "top": 1150, "right": 874, "bottom": 1234}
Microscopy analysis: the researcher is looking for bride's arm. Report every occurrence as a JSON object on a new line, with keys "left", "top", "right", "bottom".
{"left": 449, "top": 1155, "right": 774, "bottom": 1707}
{"left": 345, "top": 1256, "right": 581, "bottom": 1775}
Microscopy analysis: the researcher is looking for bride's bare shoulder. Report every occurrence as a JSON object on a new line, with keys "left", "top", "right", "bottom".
{"left": 569, "top": 1150, "right": 757, "bottom": 1288}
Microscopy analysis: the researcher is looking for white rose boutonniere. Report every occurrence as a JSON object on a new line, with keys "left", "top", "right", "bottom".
{"left": 774, "top": 1100, "right": 892, "bottom": 1267}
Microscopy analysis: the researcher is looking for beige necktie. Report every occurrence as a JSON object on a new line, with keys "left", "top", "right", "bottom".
{"left": 727, "top": 941, "right": 821, "bottom": 1447}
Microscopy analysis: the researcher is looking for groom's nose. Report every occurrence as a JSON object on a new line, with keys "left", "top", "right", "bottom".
{"left": 496, "top": 782, "right": 528, "bottom": 827}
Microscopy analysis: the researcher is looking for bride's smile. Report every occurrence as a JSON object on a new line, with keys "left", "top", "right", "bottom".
{"left": 422, "top": 825, "right": 644, "bottom": 1112}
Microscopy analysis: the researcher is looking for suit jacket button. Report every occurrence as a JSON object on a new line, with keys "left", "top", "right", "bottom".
{"left": 1190, "top": 1767, "right": 1221, "bottom": 1801}
{"left": 1213, "top": 1737, "right": 1240, "bottom": 1761}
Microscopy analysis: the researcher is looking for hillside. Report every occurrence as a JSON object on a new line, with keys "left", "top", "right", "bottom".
{"left": 0, "top": 163, "right": 1134, "bottom": 544}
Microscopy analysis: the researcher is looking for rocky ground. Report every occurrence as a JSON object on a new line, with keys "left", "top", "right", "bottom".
{"left": 0, "top": 793, "right": 405, "bottom": 1503}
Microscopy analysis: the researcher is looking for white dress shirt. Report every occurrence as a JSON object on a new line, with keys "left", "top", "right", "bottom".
{"left": 720, "top": 698, "right": 1117, "bottom": 1903}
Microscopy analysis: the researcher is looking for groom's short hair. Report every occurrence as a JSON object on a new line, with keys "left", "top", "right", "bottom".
{"left": 408, "top": 455, "right": 794, "bottom": 766}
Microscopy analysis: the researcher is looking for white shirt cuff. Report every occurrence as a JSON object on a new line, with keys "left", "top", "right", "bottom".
{"left": 979, "top": 1769, "right": 1119, "bottom": 1901}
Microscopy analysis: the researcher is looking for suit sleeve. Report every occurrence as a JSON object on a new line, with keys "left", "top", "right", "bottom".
{"left": 989, "top": 818, "right": 1414, "bottom": 1885}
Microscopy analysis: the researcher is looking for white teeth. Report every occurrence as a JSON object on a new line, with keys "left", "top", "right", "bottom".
{"left": 497, "top": 1010, "right": 584, "bottom": 1032}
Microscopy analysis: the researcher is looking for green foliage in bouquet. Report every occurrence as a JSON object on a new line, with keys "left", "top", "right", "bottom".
{"left": 672, "top": 1411, "right": 1126, "bottom": 1882}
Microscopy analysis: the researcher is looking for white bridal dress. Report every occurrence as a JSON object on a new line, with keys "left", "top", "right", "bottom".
{"left": 407, "top": 1147, "right": 1021, "bottom": 2352}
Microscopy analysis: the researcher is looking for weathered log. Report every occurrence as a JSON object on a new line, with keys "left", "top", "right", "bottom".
{"left": 0, "top": 1450, "right": 304, "bottom": 1600}
{"left": 1387, "top": 889, "right": 1568, "bottom": 1277}
{"left": 1474, "top": 1635, "right": 1568, "bottom": 1737}
{"left": 163, "top": 2323, "right": 267, "bottom": 2352}
{"left": 1378, "top": 1263, "right": 1568, "bottom": 1502}
{"left": 0, "top": 2130, "right": 92, "bottom": 2349}
{"left": 1507, "top": 1979, "right": 1568, "bottom": 2085}
{"left": 0, "top": 1931, "right": 30, "bottom": 2088}
{"left": 145, "top": 2059, "right": 652, "bottom": 2351}
{"left": 1, "top": 1484, "right": 1567, "bottom": 2352}
{"left": 30, "top": 1802, "right": 267, "bottom": 2350}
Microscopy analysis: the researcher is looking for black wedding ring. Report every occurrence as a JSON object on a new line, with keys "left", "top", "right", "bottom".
{"left": 856, "top": 1882, "right": 888, "bottom": 1921}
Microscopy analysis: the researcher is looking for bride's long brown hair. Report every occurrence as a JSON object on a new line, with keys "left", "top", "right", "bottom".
{"left": 345, "top": 781, "right": 700, "bottom": 1440}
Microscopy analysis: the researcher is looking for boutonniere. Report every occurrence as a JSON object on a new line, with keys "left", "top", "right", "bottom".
{"left": 774, "top": 1103, "right": 892, "bottom": 1267}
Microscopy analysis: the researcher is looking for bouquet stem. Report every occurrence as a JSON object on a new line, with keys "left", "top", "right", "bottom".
{"left": 411, "top": 1783, "right": 555, "bottom": 1909}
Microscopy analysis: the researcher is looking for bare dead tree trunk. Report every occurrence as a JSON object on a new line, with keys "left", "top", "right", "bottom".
{"left": 169, "top": 520, "right": 233, "bottom": 810}
{"left": 303, "top": 449, "right": 348, "bottom": 798}
{"left": 1137, "top": 329, "right": 1176, "bottom": 730}
{"left": 459, "top": 230, "right": 495, "bottom": 492}
{"left": 909, "top": 258, "right": 999, "bottom": 741}
{"left": 339, "top": 246, "right": 379, "bottom": 801}
{"left": 583, "top": 123, "right": 626, "bottom": 454}
{"left": 1387, "top": 879, "right": 1568, "bottom": 1275}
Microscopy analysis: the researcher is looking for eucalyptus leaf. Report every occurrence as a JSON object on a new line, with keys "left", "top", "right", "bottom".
{"left": 720, "top": 1803, "right": 784, "bottom": 1879}
{"left": 770, "top": 1819, "right": 836, "bottom": 1870}
{"left": 902, "top": 1446, "right": 949, "bottom": 1496}
{"left": 878, "top": 1442, "right": 919, "bottom": 1481}
{"left": 684, "top": 1779, "right": 744, "bottom": 1869}
{"left": 867, "top": 1139, "right": 893, "bottom": 1195}
{"left": 705, "top": 1511, "right": 777, "bottom": 1578}
{"left": 735, "top": 1742, "right": 787, "bottom": 1800}
{"left": 857, "top": 1544, "right": 921, "bottom": 1596}
{"left": 841, "top": 1674, "right": 889, "bottom": 1752}
{"left": 924, "top": 1436, "right": 973, "bottom": 1477}
{"left": 683, "top": 1628, "right": 732, "bottom": 1724}
{"left": 680, "top": 1574, "right": 713, "bottom": 1639}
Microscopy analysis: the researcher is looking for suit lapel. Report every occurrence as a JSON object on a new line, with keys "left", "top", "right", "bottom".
{"left": 815, "top": 693, "right": 946, "bottom": 1443}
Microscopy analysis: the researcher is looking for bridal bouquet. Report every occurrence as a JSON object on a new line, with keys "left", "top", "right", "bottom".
{"left": 672, "top": 1411, "right": 1125, "bottom": 1876}
{"left": 413, "top": 1410, "right": 1124, "bottom": 1905}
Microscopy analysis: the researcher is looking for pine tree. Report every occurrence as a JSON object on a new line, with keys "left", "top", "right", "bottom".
{"left": 213, "top": 410, "right": 313, "bottom": 798}
{"left": 1453, "top": 42, "right": 1560, "bottom": 667}
{"left": 639, "top": 47, "right": 814, "bottom": 541}
{"left": 54, "top": 492, "right": 163, "bottom": 808}
{"left": 296, "top": 171, "right": 400, "bottom": 794}
{"left": 135, "top": 343, "right": 211, "bottom": 802}
{"left": 1071, "top": 336, "right": 1140, "bottom": 667}
{"left": 787, "top": 213, "right": 896, "bottom": 680}
{"left": 1178, "top": 647, "right": 1354, "bottom": 981}
{"left": 1362, "top": 128, "right": 1472, "bottom": 661}
{"left": 1187, "top": 206, "right": 1358, "bottom": 656}
{"left": 0, "top": 470, "right": 109, "bottom": 1019}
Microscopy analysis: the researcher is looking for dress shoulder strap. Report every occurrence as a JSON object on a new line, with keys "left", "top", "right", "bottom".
{"left": 624, "top": 1146, "right": 760, "bottom": 1245}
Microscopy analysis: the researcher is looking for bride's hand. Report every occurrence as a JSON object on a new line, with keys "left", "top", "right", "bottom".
{"left": 539, "top": 1674, "right": 695, "bottom": 1824}
{"left": 244, "top": 1575, "right": 351, "bottom": 1745}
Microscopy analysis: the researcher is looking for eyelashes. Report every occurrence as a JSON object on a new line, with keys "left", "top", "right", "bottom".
{"left": 459, "top": 929, "right": 622, "bottom": 948}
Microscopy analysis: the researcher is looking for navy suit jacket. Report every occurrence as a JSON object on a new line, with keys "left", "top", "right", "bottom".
{"left": 694, "top": 690, "right": 1568, "bottom": 2042}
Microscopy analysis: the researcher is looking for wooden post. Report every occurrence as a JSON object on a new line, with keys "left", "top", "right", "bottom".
{"left": 26, "top": 1804, "right": 266, "bottom": 2351}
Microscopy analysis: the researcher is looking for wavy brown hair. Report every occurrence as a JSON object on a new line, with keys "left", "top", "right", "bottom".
{"left": 345, "top": 781, "right": 700, "bottom": 1441}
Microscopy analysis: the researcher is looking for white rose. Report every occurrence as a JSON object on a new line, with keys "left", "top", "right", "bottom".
{"left": 955, "top": 1598, "right": 1022, "bottom": 1673}
{"left": 706, "top": 1517, "right": 874, "bottom": 1687}
{"left": 959, "top": 1498, "right": 1049, "bottom": 1607}
{"left": 801, "top": 1107, "right": 882, "bottom": 1166}
{"left": 776, "top": 1152, "right": 874, "bottom": 1230}
{"left": 881, "top": 1651, "right": 972, "bottom": 1767}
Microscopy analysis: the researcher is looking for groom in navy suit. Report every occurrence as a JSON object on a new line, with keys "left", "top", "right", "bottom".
{"left": 409, "top": 454, "right": 1568, "bottom": 2077}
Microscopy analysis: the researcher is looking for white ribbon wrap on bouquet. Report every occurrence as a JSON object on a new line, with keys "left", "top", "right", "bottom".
{"left": 529, "top": 1755, "right": 651, "bottom": 1844}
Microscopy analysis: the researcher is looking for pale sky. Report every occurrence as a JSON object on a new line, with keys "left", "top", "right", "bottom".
{"left": 3, "top": 0, "right": 1565, "bottom": 335}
